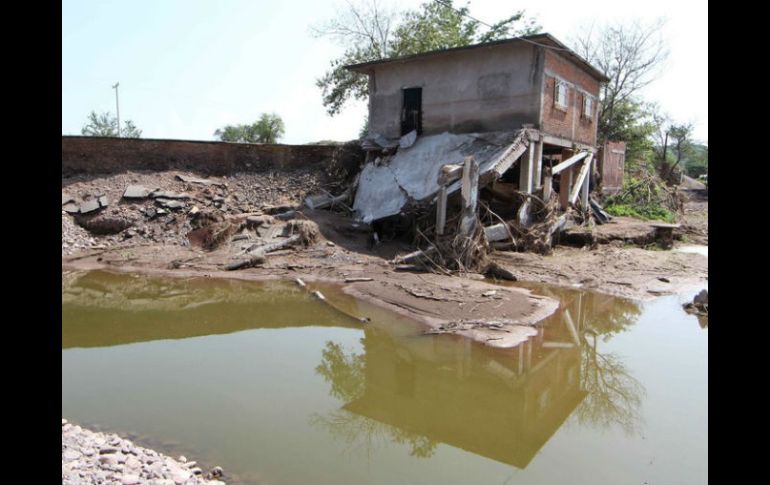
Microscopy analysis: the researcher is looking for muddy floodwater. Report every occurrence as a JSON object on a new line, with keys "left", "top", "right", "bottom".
{"left": 62, "top": 271, "right": 707, "bottom": 485}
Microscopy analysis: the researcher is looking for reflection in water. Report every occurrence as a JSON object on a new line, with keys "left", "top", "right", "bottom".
{"left": 62, "top": 270, "right": 362, "bottom": 348}
{"left": 63, "top": 270, "right": 648, "bottom": 474}
{"left": 314, "top": 287, "right": 646, "bottom": 467}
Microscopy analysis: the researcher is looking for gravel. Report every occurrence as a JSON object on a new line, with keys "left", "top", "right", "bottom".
{"left": 62, "top": 419, "right": 226, "bottom": 485}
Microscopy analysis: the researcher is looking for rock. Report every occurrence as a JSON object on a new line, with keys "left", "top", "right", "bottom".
{"left": 178, "top": 456, "right": 187, "bottom": 463}
{"left": 98, "top": 195, "right": 109, "bottom": 207}
{"left": 123, "top": 185, "right": 153, "bottom": 199}
{"left": 62, "top": 418, "right": 68, "bottom": 425}
{"left": 124, "top": 455, "right": 142, "bottom": 470}
{"left": 76, "top": 215, "right": 134, "bottom": 235}
{"left": 209, "top": 466, "right": 223, "bottom": 478}
{"left": 62, "top": 193, "right": 76, "bottom": 205}
{"left": 80, "top": 199, "right": 102, "bottom": 214}
{"left": 98, "top": 454, "right": 119, "bottom": 466}
{"left": 100, "top": 447, "right": 119, "bottom": 455}
{"left": 693, "top": 289, "right": 708, "bottom": 305}
{"left": 121, "top": 474, "right": 140, "bottom": 485}
{"left": 63, "top": 449, "right": 80, "bottom": 461}
{"left": 171, "top": 469, "right": 192, "bottom": 484}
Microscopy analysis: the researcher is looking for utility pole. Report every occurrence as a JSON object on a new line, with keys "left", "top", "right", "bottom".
{"left": 112, "top": 82, "right": 121, "bottom": 137}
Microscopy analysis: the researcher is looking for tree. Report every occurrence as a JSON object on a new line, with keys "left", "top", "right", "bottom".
{"left": 662, "top": 122, "right": 694, "bottom": 179}
{"left": 214, "top": 113, "right": 286, "bottom": 144}
{"left": 81, "top": 111, "right": 142, "bottom": 138}
{"left": 572, "top": 19, "right": 668, "bottom": 144}
{"left": 313, "top": 0, "right": 541, "bottom": 115}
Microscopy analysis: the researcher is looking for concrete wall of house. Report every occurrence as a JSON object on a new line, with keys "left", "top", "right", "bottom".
{"left": 540, "top": 50, "right": 601, "bottom": 146}
{"left": 366, "top": 43, "right": 544, "bottom": 138}
{"left": 61, "top": 136, "right": 363, "bottom": 177}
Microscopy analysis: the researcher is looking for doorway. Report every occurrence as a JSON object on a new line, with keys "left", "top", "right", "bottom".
{"left": 401, "top": 87, "right": 422, "bottom": 136}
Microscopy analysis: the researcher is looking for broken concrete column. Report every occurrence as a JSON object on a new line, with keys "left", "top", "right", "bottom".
{"left": 533, "top": 140, "right": 544, "bottom": 190}
{"left": 519, "top": 142, "right": 535, "bottom": 194}
{"left": 459, "top": 157, "right": 479, "bottom": 236}
{"left": 559, "top": 149, "right": 574, "bottom": 210}
{"left": 436, "top": 185, "right": 448, "bottom": 236}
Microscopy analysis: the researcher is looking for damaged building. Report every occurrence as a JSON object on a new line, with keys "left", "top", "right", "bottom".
{"left": 342, "top": 33, "right": 617, "bottom": 258}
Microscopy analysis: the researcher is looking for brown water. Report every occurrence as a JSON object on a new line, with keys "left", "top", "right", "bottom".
{"left": 62, "top": 271, "right": 707, "bottom": 485}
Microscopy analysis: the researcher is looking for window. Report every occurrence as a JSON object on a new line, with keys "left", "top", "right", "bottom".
{"left": 583, "top": 94, "right": 593, "bottom": 119}
{"left": 554, "top": 80, "right": 568, "bottom": 109}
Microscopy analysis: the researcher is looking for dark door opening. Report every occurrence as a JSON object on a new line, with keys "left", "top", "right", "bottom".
{"left": 401, "top": 87, "right": 422, "bottom": 136}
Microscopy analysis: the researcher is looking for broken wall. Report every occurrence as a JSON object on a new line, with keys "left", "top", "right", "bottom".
{"left": 62, "top": 136, "right": 363, "bottom": 177}
{"left": 367, "top": 43, "right": 543, "bottom": 138}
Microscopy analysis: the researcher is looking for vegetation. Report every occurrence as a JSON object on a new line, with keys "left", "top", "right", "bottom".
{"left": 81, "top": 111, "right": 142, "bottom": 138}
{"left": 214, "top": 113, "right": 285, "bottom": 144}
{"left": 603, "top": 173, "right": 678, "bottom": 222}
{"left": 313, "top": 0, "right": 540, "bottom": 115}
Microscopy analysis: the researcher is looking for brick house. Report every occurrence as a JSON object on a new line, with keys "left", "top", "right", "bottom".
{"left": 346, "top": 33, "right": 609, "bottom": 153}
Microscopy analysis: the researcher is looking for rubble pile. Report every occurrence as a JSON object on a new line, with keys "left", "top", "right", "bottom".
{"left": 61, "top": 168, "right": 334, "bottom": 255}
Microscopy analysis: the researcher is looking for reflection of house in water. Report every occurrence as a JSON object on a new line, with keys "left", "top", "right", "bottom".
{"left": 339, "top": 320, "right": 587, "bottom": 468}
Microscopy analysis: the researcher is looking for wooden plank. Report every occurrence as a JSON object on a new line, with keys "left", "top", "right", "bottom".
{"left": 563, "top": 309, "right": 581, "bottom": 346}
{"left": 551, "top": 151, "right": 589, "bottom": 175}
{"left": 436, "top": 185, "right": 448, "bottom": 235}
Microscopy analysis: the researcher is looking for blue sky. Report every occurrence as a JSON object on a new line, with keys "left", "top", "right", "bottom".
{"left": 62, "top": 0, "right": 707, "bottom": 144}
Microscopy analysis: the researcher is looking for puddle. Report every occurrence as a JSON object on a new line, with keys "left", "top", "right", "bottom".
{"left": 674, "top": 245, "right": 708, "bottom": 257}
{"left": 62, "top": 271, "right": 707, "bottom": 485}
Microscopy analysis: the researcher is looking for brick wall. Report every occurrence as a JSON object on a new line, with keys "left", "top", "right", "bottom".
{"left": 62, "top": 136, "right": 364, "bottom": 177}
{"left": 540, "top": 51, "right": 601, "bottom": 146}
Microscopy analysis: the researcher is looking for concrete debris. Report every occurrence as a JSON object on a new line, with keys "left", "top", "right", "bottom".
{"left": 62, "top": 194, "right": 75, "bottom": 205}
{"left": 63, "top": 202, "right": 80, "bottom": 214}
{"left": 155, "top": 198, "right": 186, "bottom": 210}
{"left": 123, "top": 185, "right": 153, "bottom": 199}
{"left": 352, "top": 130, "right": 526, "bottom": 223}
{"left": 175, "top": 174, "right": 225, "bottom": 187}
{"left": 98, "top": 195, "right": 109, "bottom": 207}
{"left": 151, "top": 190, "right": 191, "bottom": 200}
{"left": 79, "top": 199, "right": 102, "bottom": 214}
{"left": 399, "top": 129, "right": 417, "bottom": 149}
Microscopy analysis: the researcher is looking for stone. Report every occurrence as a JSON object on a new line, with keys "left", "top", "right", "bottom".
{"left": 63, "top": 449, "right": 80, "bottom": 461}
{"left": 98, "top": 195, "right": 109, "bottom": 207}
{"left": 98, "top": 454, "right": 119, "bottom": 466}
{"left": 79, "top": 199, "right": 102, "bottom": 214}
{"left": 62, "top": 418, "right": 68, "bottom": 425}
{"left": 124, "top": 455, "right": 141, "bottom": 470}
{"left": 62, "top": 194, "right": 76, "bottom": 205}
{"left": 123, "top": 185, "right": 152, "bottom": 199}
{"left": 171, "top": 469, "right": 192, "bottom": 484}
{"left": 100, "top": 446, "right": 119, "bottom": 455}
{"left": 121, "top": 474, "right": 140, "bottom": 485}
{"left": 209, "top": 466, "right": 223, "bottom": 478}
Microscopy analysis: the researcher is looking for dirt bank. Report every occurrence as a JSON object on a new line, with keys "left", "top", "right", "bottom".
{"left": 62, "top": 167, "right": 707, "bottom": 344}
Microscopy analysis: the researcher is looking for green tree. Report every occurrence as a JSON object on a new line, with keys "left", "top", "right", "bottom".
{"left": 81, "top": 111, "right": 142, "bottom": 138}
{"left": 214, "top": 113, "right": 286, "bottom": 144}
{"left": 313, "top": 0, "right": 541, "bottom": 115}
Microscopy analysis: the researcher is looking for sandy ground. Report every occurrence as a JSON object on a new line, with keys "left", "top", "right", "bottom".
{"left": 62, "top": 169, "right": 708, "bottom": 345}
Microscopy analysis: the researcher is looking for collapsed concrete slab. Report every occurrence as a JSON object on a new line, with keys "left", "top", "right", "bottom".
{"left": 352, "top": 130, "right": 530, "bottom": 223}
